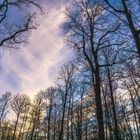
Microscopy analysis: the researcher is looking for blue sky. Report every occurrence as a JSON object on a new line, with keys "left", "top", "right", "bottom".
{"left": 0, "top": 0, "right": 72, "bottom": 97}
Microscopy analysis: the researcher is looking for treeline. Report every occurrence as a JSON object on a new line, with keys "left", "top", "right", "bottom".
{"left": 0, "top": 0, "right": 140, "bottom": 140}
{"left": 0, "top": 60, "right": 139, "bottom": 140}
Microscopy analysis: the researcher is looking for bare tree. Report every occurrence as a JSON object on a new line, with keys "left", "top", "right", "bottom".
{"left": 104, "top": 0, "right": 140, "bottom": 58}
{"left": 57, "top": 64, "right": 76, "bottom": 140}
{"left": 0, "top": 92, "right": 11, "bottom": 125}
{"left": 0, "top": 92, "right": 11, "bottom": 140}
{"left": 40, "top": 87, "right": 57, "bottom": 140}
{"left": 17, "top": 96, "right": 31, "bottom": 140}
{"left": 11, "top": 94, "right": 30, "bottom": 140}
{"left": 64, "top": 1, "right": 125, "bottom": 139}
{"left": 29, "top": 93, "right": 46, "bottom": 140}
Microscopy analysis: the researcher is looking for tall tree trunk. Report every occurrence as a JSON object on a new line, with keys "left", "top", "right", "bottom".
{"left": 128, "top": 89, "right": 140, "bottom": 139}
{"left": 101, "top": 84, "right": 113, "bottom": 140}
{"left": 25, "top": 120, "right": 32, "bottom": 140}
{"left": 20, "top": 115, "right": 28, "bottom": 140}
{"left": 106, "top": 66, "right": 122, "bottom": 140}
{"left": 121, "top": 0, "right": 140, "bottom": 58}
{"left": 59, "top": 90, "right": 68, "bottom": 140}
{"left": 17, "top": 113, "right": 27, "bottom": 140}
{"left": 94, "top": 60, "right": 105, "bottom": 140}
{"left": 47, "top": 104, "right": 52, "bottom": 140}
{"left": 30, "top": 124, "right": 35, "bottom": 140}
{"left": 12, "top": 112, "right": 20, "bottom": 140}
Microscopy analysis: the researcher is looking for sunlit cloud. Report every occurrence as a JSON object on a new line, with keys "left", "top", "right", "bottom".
{"left": 0, "top": 2, "right": 71, "bottom": 96}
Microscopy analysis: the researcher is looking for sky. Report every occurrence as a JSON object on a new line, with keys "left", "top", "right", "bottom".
{"left": 0, "top": 0, "right": 72, "bottom": 97}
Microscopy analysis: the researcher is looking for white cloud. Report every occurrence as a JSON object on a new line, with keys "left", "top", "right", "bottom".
{"left": 0, "top": 3, "right": 71, "bottom": 96}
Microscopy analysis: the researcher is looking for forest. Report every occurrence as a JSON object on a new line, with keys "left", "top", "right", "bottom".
{"left": 0, "top": 0, "right": 139, "bottom": 140}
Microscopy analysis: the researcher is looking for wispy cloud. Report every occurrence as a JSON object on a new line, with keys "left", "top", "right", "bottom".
{"left": 0, "top": 2, "right": 71, "bottom": 96}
